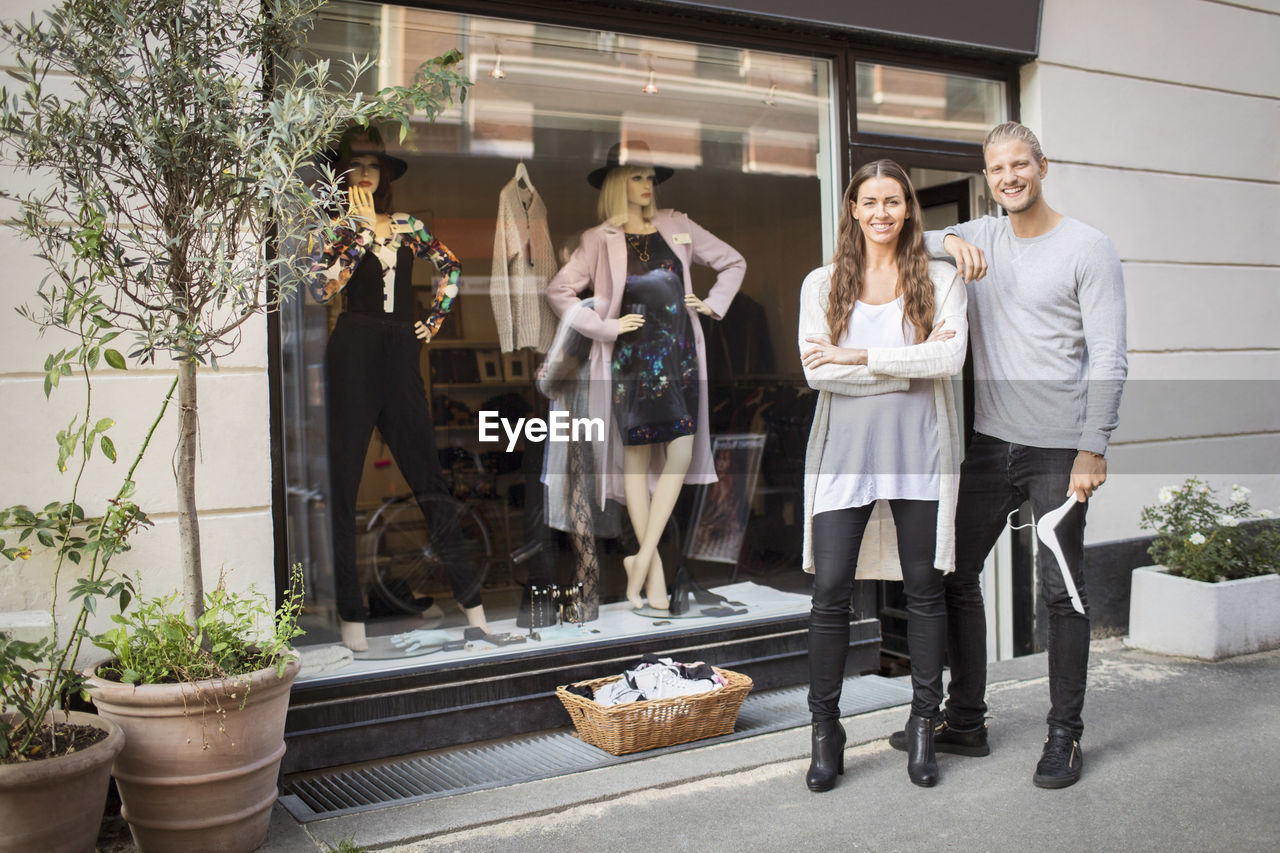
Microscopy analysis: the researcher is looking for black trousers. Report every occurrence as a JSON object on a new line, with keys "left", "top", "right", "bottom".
{"left": 325, "top": 313, "right": 482, "bottom": 622}
{"left": 944, "top": 433, "right": 1090, "bottom": 738}
{"left": 808, "top": 500, "right": 945, "bottom": 721}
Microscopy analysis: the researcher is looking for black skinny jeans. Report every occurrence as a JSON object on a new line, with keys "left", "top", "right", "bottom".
{"left": 326, "top": 313, "right": 482, "bottom": 622}
{"left": 809, "top": 500, "right": 945, "bottom": 721}
{"left": 944, "top": 433, "right": 1090, "bottom": 739}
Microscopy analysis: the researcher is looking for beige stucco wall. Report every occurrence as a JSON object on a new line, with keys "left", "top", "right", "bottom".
{"left": 1023, "top": 0, "right": 1280, "bottom": 544}
{"left": 0, "top": 0, "right": 276, "bottom": 648}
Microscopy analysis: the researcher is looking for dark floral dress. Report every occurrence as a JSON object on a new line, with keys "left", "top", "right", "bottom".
{"left": 611, "top": 232, "right": 698, "bottom": 445}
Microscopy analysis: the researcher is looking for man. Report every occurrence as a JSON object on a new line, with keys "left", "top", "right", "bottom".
{"left": 888, "top": 121, "right": 1127, "bottom": 788}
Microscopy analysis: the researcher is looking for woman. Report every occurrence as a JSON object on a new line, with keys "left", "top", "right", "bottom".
{"left": 799, "top": 159, "right": 967, "bottom": 790}
{"left": 311, "top": 129, "right": 488, "bottom": 652}
{"left": 546, "top": 142, "right": 744, "bottom": 612}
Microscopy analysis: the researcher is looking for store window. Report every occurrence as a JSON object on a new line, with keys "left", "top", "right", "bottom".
{"left": 280, "top": 2, "right": 839, "bottom": 681}
{"left": 854, "top": 62, "right": 1006, "bottom": 143}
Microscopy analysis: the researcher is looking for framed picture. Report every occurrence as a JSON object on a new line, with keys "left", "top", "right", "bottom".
{"left": 501, "top": 351, "right": 529, "bottom": 383}
{"left": 476, "top": 350, "right": 504, "bottom": 384}
{"left": 684, "top": 433, "right": 766, "bottom": 564}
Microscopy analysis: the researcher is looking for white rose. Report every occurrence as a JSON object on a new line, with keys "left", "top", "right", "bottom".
{"left": 1259, "top": 509, "right": 1275, "bottom": 519}
{"left": 1231, "top": 486, "right": 1251, "bottom": 503}
{"left": 1158, "top": 487, "right": 1175, "bottom": 504}
{"left": 1218, "top": 515, "right": 1239, "bottom": 527}
{"left": 1188, "top": 532, "right": 1207, "bottom": 545}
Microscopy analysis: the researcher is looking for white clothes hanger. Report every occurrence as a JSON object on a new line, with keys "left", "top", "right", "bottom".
{"left": 1006, "top": 492, "right": 1087, "bottom": 615}
{"left": 1036, "top": 493, "right": 1087, "bottom": 615}
{"left": 514, "top": 159, "right": 531, "bottom": 190}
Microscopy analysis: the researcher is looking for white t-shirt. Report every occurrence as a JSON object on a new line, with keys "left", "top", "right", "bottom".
{"left": 813, "top": 296, "right": 940, "bottom": 513}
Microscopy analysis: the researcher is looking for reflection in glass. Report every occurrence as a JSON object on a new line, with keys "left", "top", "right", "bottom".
{"left": 855, "top": 62, "right": 1006, "bottom": 143}
{"left": 283, "top": 1, "right": 839, "bottom": 679}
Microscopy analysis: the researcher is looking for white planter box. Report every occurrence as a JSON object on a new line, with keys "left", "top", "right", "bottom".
{"left": 1128, "top": 565, "right": 1280, "bottom": 660}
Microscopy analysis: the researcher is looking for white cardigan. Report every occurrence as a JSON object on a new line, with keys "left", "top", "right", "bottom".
{"left": 799, "top": 260, "right": 968, "bottom": 579}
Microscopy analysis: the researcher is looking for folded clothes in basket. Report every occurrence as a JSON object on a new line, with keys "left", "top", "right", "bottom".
{"left": 590, "top": 654, "right": 728, "bottom": 706}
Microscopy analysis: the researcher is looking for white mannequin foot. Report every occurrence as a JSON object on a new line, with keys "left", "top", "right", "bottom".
{"left": 339, "top": 619, "right": 368, "bottom": 652}
{"left": 622, "top": 555, "right": 646, "bottom": 609}
{"left": 643, "top": 553, "right": 669, "bottom": 610}
{"left": 462, "top": 603, "right": 490, "bottom": 634}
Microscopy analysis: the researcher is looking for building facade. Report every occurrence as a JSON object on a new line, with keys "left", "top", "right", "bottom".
{"left": 1, "top": 0, "right": 1276, "bottom": 774}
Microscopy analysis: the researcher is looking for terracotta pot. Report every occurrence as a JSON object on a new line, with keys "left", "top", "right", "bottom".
{"left": 0, "top": 710, "right": 125, "bottom": 853}
{"left": 87, "top": 656, "right": 300, "bottom": 853}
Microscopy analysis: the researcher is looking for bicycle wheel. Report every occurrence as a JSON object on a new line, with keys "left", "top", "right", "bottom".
{"left": 363, "top": 495, "right": 493, "bottom": 615}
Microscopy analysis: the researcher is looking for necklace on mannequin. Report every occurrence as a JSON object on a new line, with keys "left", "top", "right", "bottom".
{"left": 626, "top": 232, "right": 651, "bottom": 263}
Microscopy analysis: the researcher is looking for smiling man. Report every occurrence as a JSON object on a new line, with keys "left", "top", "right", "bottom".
{"left": 886, "top": 121, "right": 1128, "bottom": 789}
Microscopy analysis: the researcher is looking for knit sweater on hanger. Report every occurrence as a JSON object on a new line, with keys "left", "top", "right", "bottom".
{"left": 491, "top": 169, "right": 558, "bottom": 352}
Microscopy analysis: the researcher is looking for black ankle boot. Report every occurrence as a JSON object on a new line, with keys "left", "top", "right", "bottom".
{"left": 906, "top": 715, "right": 939, "bottom": 787}
{"left": 805, "top": 720, "right": 846, "bottom": 792}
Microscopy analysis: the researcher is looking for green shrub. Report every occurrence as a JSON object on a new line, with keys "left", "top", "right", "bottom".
{"left": 1139, "top": 478, "right": 1280, "bottom": 583}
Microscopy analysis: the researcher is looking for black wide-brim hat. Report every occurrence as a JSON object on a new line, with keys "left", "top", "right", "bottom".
{"left": 587, "top": 140, "right": 674, "bottom": 189}
{"left": 320, "top": 127, "right": 409, "bottom": 182}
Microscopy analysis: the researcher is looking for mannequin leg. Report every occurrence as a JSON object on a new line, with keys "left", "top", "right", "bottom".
{"left": 377, "top": 328, "right": 486, "bottom": 623}
{"left": 622, "top": 434, "right": 693, "bottom": 609}
{"left": 462, "top": 603, "right": 489, "bottom": 633}
{"left": 325, "top": 318, "right": 383, "bottom": 652}
{"left": 622, "top": 444, "right": 654, "bottom": 609}
{"left": 633, "top": 434, "right": 693, "bottom": 607}
{"left": 339, "top": 619, "right": 368, "bottom": 652}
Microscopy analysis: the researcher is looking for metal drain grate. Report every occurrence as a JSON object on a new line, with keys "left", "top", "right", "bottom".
{"left": 279, "top": 674, "right": 911, "bottom": 821}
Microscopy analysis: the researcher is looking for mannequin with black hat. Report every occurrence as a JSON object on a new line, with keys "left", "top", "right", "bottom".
{"left": 546, "top": 141, "right": 746, "bottom": 613}
{"left": 311, "top": 127, "right": 489, "bottom": 651}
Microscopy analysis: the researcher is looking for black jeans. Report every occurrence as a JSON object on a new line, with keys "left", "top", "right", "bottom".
{"left": 326, "top": 313, "right": 482, "bottom": 622}
{"left": 809, "top": 500, "right": 944, "bottom": 721}
{"left": 945, "top": 433, "right": 1090, "bottom": 739}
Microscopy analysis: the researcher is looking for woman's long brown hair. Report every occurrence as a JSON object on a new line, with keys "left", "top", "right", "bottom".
{"left": 826, "top": 159, "right": 933, "bottom": 344}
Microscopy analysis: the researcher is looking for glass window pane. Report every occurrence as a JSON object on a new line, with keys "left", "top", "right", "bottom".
{"left": 283, "top": 1, "right": 840, "bottom": 678}
{"left": 855, "top": 62, "right": 1006, "bottom": 143}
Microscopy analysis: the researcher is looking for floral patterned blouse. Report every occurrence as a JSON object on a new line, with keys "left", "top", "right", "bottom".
{"left": 309, "top": 213, "right": 461, "bottom": 337}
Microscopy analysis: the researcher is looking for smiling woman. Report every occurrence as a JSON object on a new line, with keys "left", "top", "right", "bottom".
{"left": 798, "top": 158, "right": 967, "bottom": 792}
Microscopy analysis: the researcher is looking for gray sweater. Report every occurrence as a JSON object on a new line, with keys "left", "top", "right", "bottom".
{"left": 925, "top": 215, "right": 1127, "bottom": 455}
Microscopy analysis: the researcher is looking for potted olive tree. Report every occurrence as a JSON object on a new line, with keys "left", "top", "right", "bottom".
{"left": 1130, "top": 478, "right": 1280, "bottom": 660}
{"left": 0, "top": 0, "right": 470, "bottom": 850}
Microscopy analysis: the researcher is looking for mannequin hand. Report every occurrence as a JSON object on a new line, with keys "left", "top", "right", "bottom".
{"left": 685, "top": 293, "right": 713, "bottom": 316}
{"left": 942, "top": 234, "right": 987, "bottom": 282}
{"left": 802, "top": 336, "right": 867, "bottom": 368}
{"left": 926, "top": 320, "right": 956, "bottom": 343}
{"left": 348, "top": 185, "right": 377, "bottom": 231}
{"left": 414, "top": 321, "right": 434, "bottom": 342}
{"left": 1069, "top": 451, "right": 1107, "bottom": 502}
{"left": 618, "top": 313, "right": 645, "bottom": 334}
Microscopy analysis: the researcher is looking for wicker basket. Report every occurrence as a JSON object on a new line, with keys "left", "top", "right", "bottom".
{"left": 556, "top": 667, "right": 753, "bottom": 756}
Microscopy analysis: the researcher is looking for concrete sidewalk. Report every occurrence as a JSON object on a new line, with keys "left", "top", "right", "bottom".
{"left": 262, "top": 639, "right": 1280, "bottom": 852}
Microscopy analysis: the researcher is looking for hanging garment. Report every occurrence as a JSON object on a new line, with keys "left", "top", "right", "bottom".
{"left": 490, "top": 162, "right": 558, "bottom": 353}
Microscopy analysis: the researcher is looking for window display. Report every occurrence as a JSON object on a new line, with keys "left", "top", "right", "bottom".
{"left": 279, "top": 2, "right": 839, "bottom": 682}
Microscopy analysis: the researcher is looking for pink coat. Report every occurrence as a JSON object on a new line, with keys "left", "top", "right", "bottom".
{"left": 546, "top": 209, "right": 746, "bottom": 506}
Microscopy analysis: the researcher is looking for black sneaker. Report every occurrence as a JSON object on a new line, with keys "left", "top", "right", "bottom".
{"left": 889, "top": 720, "right": 990, "bottom": 756}
{"left": 1032, "top": 727, "right": 1083, "bottom": 789}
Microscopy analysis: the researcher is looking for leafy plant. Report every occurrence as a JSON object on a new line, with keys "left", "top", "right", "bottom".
{"left": 1139, "top": 478, "right": 1280, "bottom": 583}
{"left": 0, "top": 0, "right": 471, "bottom": 628}
{"left": 94, "top": 563, "right": 304, "bottom": 686}
{"left": 0, "top": 316, "right": 169, "bottom": 760}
